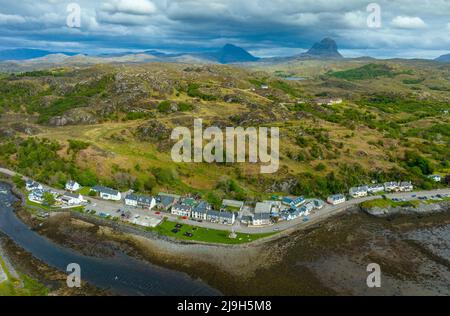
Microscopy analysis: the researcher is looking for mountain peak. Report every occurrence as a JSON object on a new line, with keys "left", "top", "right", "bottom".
{"left": 215, "top": 44, "right": 259, "bottom": 63}
{"left": 435, "top": 53, "right": 450, "bottom": 62}
{"left": 304, "top": 38, "right": 343, "bottom": 59}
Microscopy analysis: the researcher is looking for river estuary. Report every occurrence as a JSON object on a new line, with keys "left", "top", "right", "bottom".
{"left": 0, "top": 182, "right": 221, "bottom": 296}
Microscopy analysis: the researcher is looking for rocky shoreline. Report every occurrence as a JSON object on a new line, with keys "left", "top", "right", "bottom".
{"left": 362, "top": 201, "right": 450, "bottom": 218}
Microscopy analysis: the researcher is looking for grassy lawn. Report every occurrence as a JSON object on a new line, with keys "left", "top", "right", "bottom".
{"left": 25, "top": 199, "right": 52, "bottom": 211}
{"left": 147, "top": 219, "right": 275, "bottom": 244}
{"left": 78, "top": 187, "right": 92, "bottom": 195}
{"left": 361, "top": 198, "right": 421, "bottom": 209}
{"left": 0, "top": 255, "right": 48, "bottom": 296}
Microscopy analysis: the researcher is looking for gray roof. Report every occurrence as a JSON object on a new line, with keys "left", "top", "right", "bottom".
{"left": 254, "top": 202, "right": 272, "bottom": 214}
{"left": 126, "top": 194, "right": 154, "bottom": 204}
{"left": 159, "top": 195, "right": 175, "bottom": 207}
{"left": 253, "top": 213, "right": 271, "bottom": 220}
{"left": 92, "top": 185, "right": 119, "bottom": 195}
{"left": 63, "top": 192, "right": 81, "bottom": 198}
{"left": 173, "top": 203, "right": 192, "bottom": 212}
{"left": 193, "top": 201, "right": 210, "bottom": 214}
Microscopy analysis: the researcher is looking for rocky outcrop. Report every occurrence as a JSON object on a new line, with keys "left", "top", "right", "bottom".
{"left": 48, "top": 108, "right": 98, "bottom": 126}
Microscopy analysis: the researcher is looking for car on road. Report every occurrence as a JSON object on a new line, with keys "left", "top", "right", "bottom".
{"left": 303, "top": 217, "right": 310, "bottom": 222}
{"left": 418, "top": 196, "right": 427, "bottom": 200}
{"left": 273, "top": 227, "right": 280, "bottom": 231}
{"left": 134, "top": 214, "right": 140, "bottom": 219}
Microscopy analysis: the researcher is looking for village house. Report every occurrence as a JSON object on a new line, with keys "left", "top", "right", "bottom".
{"left": 191, "top": 201, "right": 211, "bottom": 221}
{"left": 282, "top": 196, "right": 305, "bottom": 208}
{"left": 65, "top": 180, "right": 80, "bottom": 192}
{"left": 25, "top": 180, "right": 43, "bottom": 192}
{"left": 428, "top": 174, "right": 442, "bottom": 182}
{"left": 312, "top": 199, "right": 325, "bottom": 209}
{"left": 28, "top": 189, "right": 45, "bottom": 203}
{"left": 92, "top": 185, "right": 122, "bottom": 201}
{"left": 384, "top": 181, "right": 399, "bottom": 192}
{"left": 221, "top": 199, "right": 244, "bottom": 212}
{"left": 171, "top": 203, "right": 192, "bottom": 217}
{"left": 240, "top": 215, "right": 253, "bottom": 225}
{"left": 399, "top": 181, "right": 413, "bottom": 192}
{"left": 156, "top": 193, "right": 180, "bottom": 211}
{"left": 349, "top": 186, "right": 369, "bottom": 198}
{"left": 206, "top": 210, "right": 235, "bottom": 225}
{"left": 327, "top": 194, "right": 346, "bottom": 205}
{"left": 252, "top": 213, "right": 272, "bottom": 226}
{"left": 60, "top": 192, "right": 84, "bottom": 206}
{"left": 368, "top": 184, "right": 385, "bottom": 194}
{"left": 124, "top": 194, "right": 156, "bottom": 210}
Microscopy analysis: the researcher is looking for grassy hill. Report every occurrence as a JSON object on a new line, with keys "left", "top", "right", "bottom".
{"left": 0, "top": 60, "right": 448, "bottom": 201}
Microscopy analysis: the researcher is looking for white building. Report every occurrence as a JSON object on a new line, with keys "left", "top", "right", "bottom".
{"left": 327, "top": 194, "right": 346, "bottom": 205}
{"left": 384, "top": 182, "right": 399, "bottom": 192}
{"left": 65, "top": 180, "right": 80, "bottom": 192}
{"left": 428, "top": 175, "right": 442, "bottom": 182}
{"left": 399, "top": 181, "right": 413, "bottom": 192}
{"left": 124, "top": 194, "right": 156, "bottom": 210}
{"left": 171, "top": 203, "right": 192, "bottom": 217}
{"left": 251, "top": 213, "right": 272, "bottom": 226}
{"left": 60, "top": 192, "right": 84, "bottom": 206}
{"left": 26, "top": 180, "right": 43, "bottom": 192}
{"left": 92, "top": 185, "right": 121, "bottom": 201}
{"left": 349, "top": 186, "right": 369, "bottom": 198}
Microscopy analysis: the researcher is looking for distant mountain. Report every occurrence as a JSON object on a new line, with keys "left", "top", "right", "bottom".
{"left": 0, "top": 48, "right": 77, "bottom": 61}
{"left": 435, "top": 53, "right": 450, "bottom": 62}
{"left": 199, "top": 44, "right": 259, "bottom": 64}
{"left": 301, "top": 38, "right": 343, "bottom": 59}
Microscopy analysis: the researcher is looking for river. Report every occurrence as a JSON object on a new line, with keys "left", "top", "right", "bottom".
{"left": 0, "top": 182, "right": 221, "bottom": 296}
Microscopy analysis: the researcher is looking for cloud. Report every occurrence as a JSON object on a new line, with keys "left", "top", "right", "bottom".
{"left": 0, "top": 0, "right": 448, "bottom": 58}
{"left": 101, "top": 0, "right": 157, "bottom": 15}
{"left": 0, "top": 13, "right": 26, "bottom": 25}
{"left": 391, "top": 16, "right": 427, "bottom": 29}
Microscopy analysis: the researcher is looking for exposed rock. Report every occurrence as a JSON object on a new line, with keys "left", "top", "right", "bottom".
{"left": 265, "top": 178, "right": 298, "bottom": 193}
{"left": 10, "top": 122, "right": 41, "bottom": 135}
{"left": 48, "top": 108, "right": 98, "bottom": 126}
{"left": 363, "top": 201, "right": 450, "bottom": 218}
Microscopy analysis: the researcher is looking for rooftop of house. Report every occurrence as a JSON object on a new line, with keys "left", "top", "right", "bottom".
{"left": 254, "top": 202, "right": 272, "bottom": 214}
{"left": 92, "top": 185, "right": 119, "bottom": 195}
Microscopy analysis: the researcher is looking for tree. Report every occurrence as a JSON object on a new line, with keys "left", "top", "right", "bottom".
{"left": 12, "top": 174, "right": 25, "bottom": 189}
{"left": 43, "top": 192, "right": 56, "bottom": 206}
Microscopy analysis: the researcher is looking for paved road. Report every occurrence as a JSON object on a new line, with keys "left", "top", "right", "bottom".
{"left": 1, "top": 167, "right": 449, "bottom": 235}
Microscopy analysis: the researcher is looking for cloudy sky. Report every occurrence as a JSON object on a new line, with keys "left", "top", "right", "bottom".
{"left": 0, "top": 0, "right": 449, "bottom": 59}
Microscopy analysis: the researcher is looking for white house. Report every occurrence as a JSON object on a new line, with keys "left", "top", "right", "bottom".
{"left": 26, "top": 180, "right": 43, "bottom": 192}
{"left": 399, "top": 181, "right": 413, "bottom": 192}
{"left": 171, "top": 203, "right": 192, "bottom": 217}
{"left": 65, "top": 180, "right": 80, "bottom": 192}
{"left": 60, "top": 192, "right": 84, "bottom": 206}
{"left": 327, "top": 194, "right": 346, "bottom": 205}
{"left": 191, "top": 202, "right": 210, "bottom": 221}
{"left": 349, "top": 186, "right": 369, "bottom": 198}
{"left": 92, "top": 185, "right": 121, "bottom": 201}
{"left": 428, "top": 175, "right": 442, "bottom": 182}
{"left": 384, "top": 182, "right": 399, "bottom": 192}
{"left": 125, "top": 194, "right": 156, "bottom": 210}
{"left": 251, "top": 213, "right": 272, "bottom": 226}
{"left": 29, "top": 189, "right": 45, "bottom": 203}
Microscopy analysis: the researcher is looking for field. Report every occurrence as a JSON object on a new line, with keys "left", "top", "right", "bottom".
{"left": 148, "top": 219, "right": 274, "bottom": 244}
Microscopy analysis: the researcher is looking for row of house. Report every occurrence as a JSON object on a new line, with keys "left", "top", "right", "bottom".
{"left": 171, "top": 198, "right": 237, "bottom": 225}
{"left": 349, "top": 181, "right": 414, "bottom": 198}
